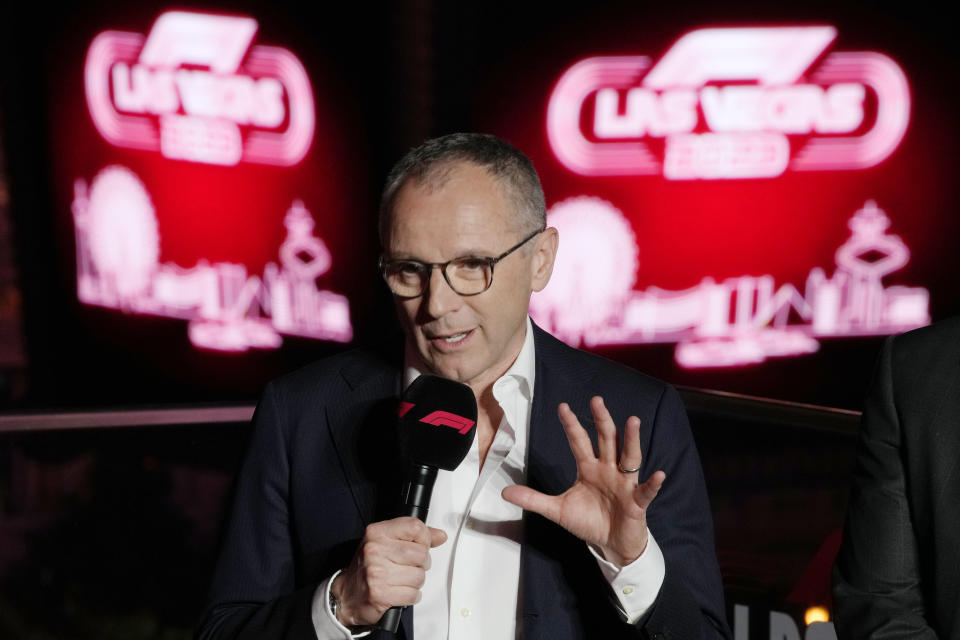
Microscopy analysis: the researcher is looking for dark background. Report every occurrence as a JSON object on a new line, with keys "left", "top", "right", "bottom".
{"left": 2, "top": 0, "right": 958, "bottom": 412}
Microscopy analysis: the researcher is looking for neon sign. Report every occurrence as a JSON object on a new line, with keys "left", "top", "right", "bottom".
{"left": 530, "top": 198, "right": 928, "bottom": 368}
{"left": 71, "top": 166, "right": 351, "bottom": 352}
{"left": 85, "top": 11, "right": 315, "bottom": 166}
{"left": 547, "top": 26, "right": 910, "bottom": 179}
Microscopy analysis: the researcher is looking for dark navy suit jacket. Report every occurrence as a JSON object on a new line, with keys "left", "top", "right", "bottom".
{"left": 833, "top": 317, "right": 960, "bottom": 638}
{"left": 197, "top": 324, "right": 730, "bottom": 639}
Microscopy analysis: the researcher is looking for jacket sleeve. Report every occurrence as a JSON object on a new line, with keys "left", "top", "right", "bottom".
{"left": 635, "top": 384, "right": 731, "bottom": 640}
{"left": 195, "top": 382, "right": 324, "bottom": 640}
{"left": 831, "top": 338, "right": 938, "bottom": 639}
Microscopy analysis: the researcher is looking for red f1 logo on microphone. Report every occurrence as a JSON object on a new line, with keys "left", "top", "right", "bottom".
{"left": 419, "top": 411, "right": 475, "bottom": 435}
{"left": 398, "top": 401, "right": 415, "bottom": 418}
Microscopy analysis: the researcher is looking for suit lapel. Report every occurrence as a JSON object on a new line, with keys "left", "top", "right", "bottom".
{"left": 927, "top": 352, "right": 960, "bottom": 511}
{"left": 325, "top": 353, "right": 420, "bottom": 640}
{"left": 521, "top": 325, "right": 595, "bottom": 635}
{"left": 526, "top": 334, "right": 582, "bottom": 496}
{"left": 325, "top": 354, "right": 402, "bottom": 526}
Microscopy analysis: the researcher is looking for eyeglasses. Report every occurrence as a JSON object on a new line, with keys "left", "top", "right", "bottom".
{"left": 379, "top": 227, "right": 544, "bottom": 298}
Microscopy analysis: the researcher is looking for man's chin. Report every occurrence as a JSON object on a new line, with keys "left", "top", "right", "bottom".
{"left": 414, "top": 349, "right": 477, "bottom": 384}
{"left": 423, "top": 359, "right": 474, "bottom": 384}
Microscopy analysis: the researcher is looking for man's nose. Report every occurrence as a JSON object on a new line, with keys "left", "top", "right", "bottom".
{"left": 424, "top": 266, "right": 462, "bottom": 318}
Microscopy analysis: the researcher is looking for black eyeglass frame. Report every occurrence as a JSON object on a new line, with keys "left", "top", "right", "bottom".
{"left": 379, "top": 227, "right": 545, "bottom": 299}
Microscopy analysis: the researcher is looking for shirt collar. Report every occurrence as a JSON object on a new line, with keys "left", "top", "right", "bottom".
{"left": 403, "top": 316, "right": 536, "bottom": 398}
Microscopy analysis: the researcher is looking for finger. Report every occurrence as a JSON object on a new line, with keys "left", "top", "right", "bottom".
{"left": 385, "top": 516, "right": 432, "bottom": 545}
{"left": 619, "top": 415, "right": 642, "bottom": 472}
{"left": 634, "top": 470, "right": 666, "bottom": 509}
{"left": 382, "top": 563, "right": 428, "bottom": 590}
{"left": 386, "top": 540, "right": 433, "bottom": 567}
{"left": 501, "top": 485, "right": 563, "bottom": 524}
{"left": 428, "top": 527, "right": 448, "bottom": 548}
{"left": 372, "top": 584, "right": 422, "bottom": 609}
{"left": 591, "top": 396, "right": 617, "bottom": 463}
{"left": 557, "top": 402, "right": 597, "bottom": 462}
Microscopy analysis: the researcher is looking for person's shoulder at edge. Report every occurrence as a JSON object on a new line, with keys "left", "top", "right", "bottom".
{"left": 265, "top": 345, "right": 400, "bottom": 396}
{"left": 887, "top": 316, "right": 960, "bottom": 385}
{"left": 251, "top": 346, "right": 401, "bottom": 444}
{"left": 532, "top": 322, "right": 673, "bottom": 404}
{"left": 891, "top": 315, "right": 960, "bottom": 357}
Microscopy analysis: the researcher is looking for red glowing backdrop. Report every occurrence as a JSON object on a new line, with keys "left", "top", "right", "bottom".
{"left": 467, "top": 8, "right": 960, "bottom": 407}
{"left": 5, "top": 0, "right": 960, "bottom": 409}
{"left": 3, "top": 1, "right": 393, "bottom": 406}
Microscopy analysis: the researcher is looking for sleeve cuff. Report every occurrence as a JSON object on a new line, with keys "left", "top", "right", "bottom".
{"left": 588, "top": 529, "right": 666, "bottom": 624}
{"left": 311, "top": 570, "right": 373, "bottom": 639}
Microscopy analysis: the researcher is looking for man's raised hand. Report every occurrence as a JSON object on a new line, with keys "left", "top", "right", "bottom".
{"left": 501, "top": 396, "right": 665, "bottom": 567}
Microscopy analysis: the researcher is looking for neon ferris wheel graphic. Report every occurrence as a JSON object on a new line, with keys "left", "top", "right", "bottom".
{"left": 71, "top": 165, "right": 352, "bottom": 352}
{"left": 530, "top": 197, "right": 929, "bottom": 368}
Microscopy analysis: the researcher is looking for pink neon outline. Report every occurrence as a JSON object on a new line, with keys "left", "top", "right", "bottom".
{"left": 530, "top": 196, "right": 638, "bottom": 346}
{"left": 792, "top": 52, "right": 911, "bottom": 170}
{"left": 244, "top": 46, "right": 315, "bottom": 166}
{"left": 85, "top": 12, "right": 315, "bottom": 167}
{"left": 642, "top": 26, "right": 837, "bottom": 88}
{"left": 593, "top": 88, "right": 699, "bottom": 138}
{"left": 546, "top": 27, "right": 910, "bottom": 178}
{"left": 663, "top": 132, "right": 790, "bottom": 180}
{"left": 160, "top": 115, "right": 243, "bottom": 165}
{"left": 531, "top": 197, "right": 929, "bottom": 368}
{"left": 546, "top": 56, "right": 659, "bottom": 176}
{"left": 834, "top": 200, "right": 909, "bottom": 277}
{"left": 85, "top": 32, "right": 158, "bottom": 149}
{"left": 419, "top": 411, "right": 475, "bottom": 435}
{"left": 72, "top": 171, "right": 353, "bottom": 352}
{"left": 139, "top": 11, "right": 257, "bottom": 73}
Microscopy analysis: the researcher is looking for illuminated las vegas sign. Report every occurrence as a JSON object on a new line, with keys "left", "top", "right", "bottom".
{"left": 73, "top": 12, "right": 352, "bottom": 352}
{"left": 533, "top": 25, "right": 927, "bottom": 367}
{"left": 85, "top": 10, "right": 315, "bottom": 166}
{"left": 547, "top": 26, "right": 910, "bottom": 179}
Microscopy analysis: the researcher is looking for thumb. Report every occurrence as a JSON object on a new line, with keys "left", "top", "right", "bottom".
{"left": 428, "top": 527, "right": 448, "bottom": 547}
{"left": 635, "top": 470, "right": 666, "bottom": 509}
{"left": 502, "top": 485, "right": 563, "bottom": 524}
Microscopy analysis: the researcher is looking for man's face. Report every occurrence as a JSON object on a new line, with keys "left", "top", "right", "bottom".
{"left": 385, "top": 162, "right": 556, "bottom": 394}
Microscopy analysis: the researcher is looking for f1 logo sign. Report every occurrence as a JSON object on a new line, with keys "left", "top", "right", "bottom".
{"left": 85, "top": 11, "right": 315, "bottom": 166}
{"left": 419, "top": 411, "right": 476, "bottom": 435}
{"left": 547, "top": 26, "right": 910, "bottom": 179}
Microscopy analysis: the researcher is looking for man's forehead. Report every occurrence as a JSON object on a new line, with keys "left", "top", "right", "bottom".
{"left": 386, "top": 172, "right": 520, "bottom": 257}
{"left": 392, "top": 164, "right": 511, "bottom": 220}
{"left": 406, "top": 159, "right": 497, "bottom": 195}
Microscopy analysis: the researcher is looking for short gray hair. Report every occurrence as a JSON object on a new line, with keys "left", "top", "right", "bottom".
{"left": 379, "top": 133, "right": 546, "bottom": 243}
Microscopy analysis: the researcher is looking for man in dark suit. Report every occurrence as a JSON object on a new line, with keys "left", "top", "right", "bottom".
{"left": 833, "top": 316, "right": 960, "bottom": 638}
{"left": 197, "top": 133, "right": 729, "bottom": 639}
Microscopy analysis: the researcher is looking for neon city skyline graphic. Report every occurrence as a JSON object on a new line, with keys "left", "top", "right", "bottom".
{"left": 529, "top": 197, "right": 929, "bottom": 367}
{"left": 71, "top": 165, "right": 352, "bottom": 352}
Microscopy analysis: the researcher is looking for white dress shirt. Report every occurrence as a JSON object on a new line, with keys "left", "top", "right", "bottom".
{"left": 311, "top": 317, "right": 665, "bottom": 638}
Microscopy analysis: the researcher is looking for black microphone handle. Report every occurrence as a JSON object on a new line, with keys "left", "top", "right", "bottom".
{"left": 378, "top": 463, "right": 438, "bottom": 633}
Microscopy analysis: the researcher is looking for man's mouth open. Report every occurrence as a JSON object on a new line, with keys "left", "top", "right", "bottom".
{"left": 428, "top": 329, "right": 474, "bottom": 349}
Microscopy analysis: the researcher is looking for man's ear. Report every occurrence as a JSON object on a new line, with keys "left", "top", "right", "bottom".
{"left": 530, "top": 227, "right": 559, "bottom": 292}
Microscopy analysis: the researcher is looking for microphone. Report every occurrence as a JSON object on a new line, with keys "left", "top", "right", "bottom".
{"left": 378, "top": 374, "right": 477, "bottom": 632}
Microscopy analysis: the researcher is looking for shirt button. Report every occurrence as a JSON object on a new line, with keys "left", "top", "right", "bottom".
{"left": 622, "top": 586, "right": 635, "bottom": 595}
{"left": 460, "top": 607, "right": 471, "bottom": 618}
